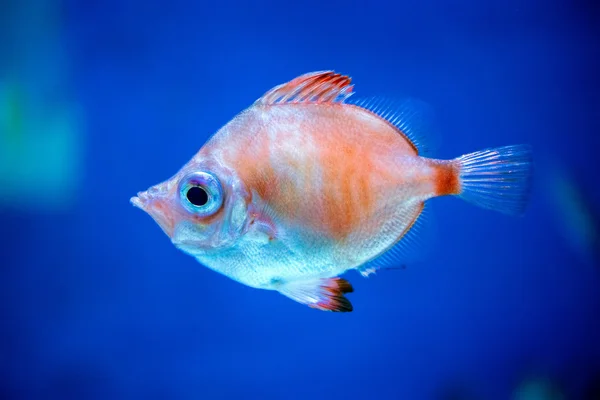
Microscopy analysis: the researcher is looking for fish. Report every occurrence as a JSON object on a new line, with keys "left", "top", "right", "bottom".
{"left": 131, "top": 71, "right": 533, "bottom": 312}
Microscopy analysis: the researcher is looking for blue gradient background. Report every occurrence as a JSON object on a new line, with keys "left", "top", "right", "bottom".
{"left": 2, "top": 1, "right": 599, "bottom": 399}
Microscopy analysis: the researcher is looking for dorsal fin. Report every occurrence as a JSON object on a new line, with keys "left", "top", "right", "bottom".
{"left": 347, "top": 97, "right": 441, "bottom": 156}
{"left": 256, "top": 71, "right": 354, "bottom": 105}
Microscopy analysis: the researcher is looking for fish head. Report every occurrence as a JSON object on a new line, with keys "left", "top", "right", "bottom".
{"left": 130, "top": 158, "right": 250, "bottom": 256}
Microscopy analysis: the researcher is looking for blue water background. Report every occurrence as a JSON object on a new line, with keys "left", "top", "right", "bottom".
{"left": 2, "top": 1, "right": 599, "bottom": 399}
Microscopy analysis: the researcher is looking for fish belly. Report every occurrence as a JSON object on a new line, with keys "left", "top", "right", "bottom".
{"left": 191, "top": 222, "right": 343, "bottom": 289}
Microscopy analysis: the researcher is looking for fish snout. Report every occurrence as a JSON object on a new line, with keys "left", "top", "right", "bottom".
{"left": 130, "top": 187, "right": 176, "bottom": 237}
{"left": 130, "top": 183, "right": 169, "bottom": 210}
{"left": 130, "top": 190, "right": 150, "bottom": 210}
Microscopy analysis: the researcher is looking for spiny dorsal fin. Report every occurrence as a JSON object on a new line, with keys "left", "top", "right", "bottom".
{"left": 256, "top": 71, "right": 354, "bottom": 105}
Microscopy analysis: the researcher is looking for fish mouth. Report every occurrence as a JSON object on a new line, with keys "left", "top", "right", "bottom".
{"left": 130, "top": 192, "right": 148, "bottom": 210}
{"left": 130, "top": 190, "right": 175, "bottom": 237}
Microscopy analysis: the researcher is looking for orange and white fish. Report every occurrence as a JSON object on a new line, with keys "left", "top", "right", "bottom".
{"left": 131, "top": 71, "right": 532, "bottom": 312}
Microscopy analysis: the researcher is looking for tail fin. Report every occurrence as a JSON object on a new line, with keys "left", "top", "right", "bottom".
{"left": 455, "top": 145, "right": 533, "bottom": 216}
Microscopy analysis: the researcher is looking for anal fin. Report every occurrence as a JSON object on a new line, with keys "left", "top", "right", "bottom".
{"left": 277, "top": 277, "right": 354, "bottom": 312}
{"left": 358, "top": 202, "right": 435, "bottom": 276}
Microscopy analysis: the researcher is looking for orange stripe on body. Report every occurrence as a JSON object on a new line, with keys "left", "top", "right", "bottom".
{"left": 318, "top": 134, "right": 378, "bottom": 238}
{"left": 431, "top": 160, "right": 461, "bottom": 196}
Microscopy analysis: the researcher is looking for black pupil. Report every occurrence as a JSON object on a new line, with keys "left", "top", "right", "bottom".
{"left": 186, "top": 186, "right": 209, "bottom": 207}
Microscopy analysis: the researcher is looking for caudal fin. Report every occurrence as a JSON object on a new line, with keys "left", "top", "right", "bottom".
{"left": 455, "top": 145, "right": 533, "bottom": 216}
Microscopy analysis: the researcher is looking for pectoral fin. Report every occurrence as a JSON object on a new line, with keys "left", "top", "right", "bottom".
{"left": 247, "top": 201, "right": 279, "bottom": 243}
{"left": 277, "top": 277, "right": 354, "bottom": 312}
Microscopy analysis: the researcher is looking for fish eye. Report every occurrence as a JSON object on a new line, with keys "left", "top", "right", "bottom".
{"left": 186, "top": 186, "right": 208, "bottom": 207}
{"left": 179, "top": 171, "right": 223, "bottom": 216}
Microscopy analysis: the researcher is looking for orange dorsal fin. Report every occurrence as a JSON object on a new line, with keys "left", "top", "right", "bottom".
{"left": 256, "top": 71, "right": 354, "bottom": 105}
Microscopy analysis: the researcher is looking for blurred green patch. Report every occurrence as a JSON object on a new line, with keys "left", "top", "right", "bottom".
{"left": 0, "top": 82, "right": 81, "bottom": 211}
{"left": 513, "top": 376, "right": 564, "bottom": 400}
{"left": 0, "top": 0, "right": 83, "bottom": 212}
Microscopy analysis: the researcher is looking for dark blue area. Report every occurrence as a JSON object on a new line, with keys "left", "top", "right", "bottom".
{"left": 2, "top": 1, "right": 600, "bottom": 399}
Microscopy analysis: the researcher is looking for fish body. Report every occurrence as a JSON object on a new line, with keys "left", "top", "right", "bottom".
{"left": 131, "top": 71, "right": 532, "bottom": 312}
